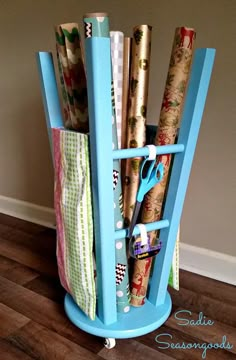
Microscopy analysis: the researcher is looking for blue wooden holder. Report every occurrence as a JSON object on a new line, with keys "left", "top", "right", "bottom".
{"left": 36, "top": 40, "right": 215, "bottom": 339}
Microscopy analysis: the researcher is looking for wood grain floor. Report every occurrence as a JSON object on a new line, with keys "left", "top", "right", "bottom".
{"left": 0, "top": 213, "right": 235, "bottom": 359}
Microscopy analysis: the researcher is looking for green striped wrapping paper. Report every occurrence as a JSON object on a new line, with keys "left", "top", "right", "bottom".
{"left": 53, "top": 128, "right": 96, "bottom": 320}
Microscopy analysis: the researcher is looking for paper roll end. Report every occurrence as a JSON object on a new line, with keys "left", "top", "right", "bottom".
{"left": 83, "top": 12, "right": 108, "bottom": 19}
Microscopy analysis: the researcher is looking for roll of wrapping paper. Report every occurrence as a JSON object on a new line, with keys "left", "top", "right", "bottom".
{"left": 121, "top": 37, "right": 132, "bottom": 187}
{"left": 83, "top": 13, "right": 130, "bottom": 313}
{"left": 123, "top": 25, "right": 152, "bottom": 225}
{"left": 130, "top": 27, "right": 196, "bottom": 307}
{"left": 55, "top": 46, "right": 71, "bottom": 128}
{"left": 55, "top": 25, "right": 74, "bottom": 129}
{"left": 121, "top": 38, "right": 132, "bottom": 150}
{"left": 110, "top": 31, "right": 124, "bottom": 149}
{"left": 169, "top": 226, "right": 180, "bottom": 290}
{"left": 55, "top": 23, "right": 89, "bottom": 132}
{"left": 146, "top": 124, "right": 180, "bottom": 290}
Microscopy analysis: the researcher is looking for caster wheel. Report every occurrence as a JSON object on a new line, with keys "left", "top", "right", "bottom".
{"left": 104, "top": 338, "right": 116, "bottom": 349}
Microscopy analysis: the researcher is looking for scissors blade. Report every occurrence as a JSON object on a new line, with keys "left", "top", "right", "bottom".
{"left": 127, "top": 201, "right": 142, "bottom": 240}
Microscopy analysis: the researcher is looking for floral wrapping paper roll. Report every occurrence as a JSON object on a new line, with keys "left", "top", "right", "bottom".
{"left": 55, "top": 23, "right": 89, "bottom": 132}
{"left": 55, "top": 25, "right": 75, "bottom": 128}
{"left": 146, "top": 125, "right": 180, "bottom": 290}
{"left": 130, "top": 27, "right": 196, "bottom": 307}
{"left": 123, "top": 25, "right": 152, "bottom": 225}
{"left": 83, "top": 13, "right": 131, "bottom": 313}
{"left": 55, "top": 46, "right": 71, "bottom": 128}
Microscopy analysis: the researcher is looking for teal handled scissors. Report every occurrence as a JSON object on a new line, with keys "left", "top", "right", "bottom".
{"left": 127, "top": 158, "right": 164, "bottom": 240}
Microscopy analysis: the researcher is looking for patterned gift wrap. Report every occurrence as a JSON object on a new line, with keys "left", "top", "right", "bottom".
{"left": 55, "top": 25, "right": 75, "bottom": 129}
{"left": 146, "top": 125, "right": 180, "bottom": 290}
{"left": 55, "top": 46, "right": 71, "bottom": 128}
{"left": 123, "top": 25, "right": 152, "bottom": 225}
{"left": 110, "top": 31, "right": 124, "bottom": 149}
{"left": 53, "top": 128, "right": 96, "bottom": 320}
{"left": 55, "top": 23, "right": 89, "bottom": 132}
{"left": 130, "top": 27, "right": 196, "bottom": 307}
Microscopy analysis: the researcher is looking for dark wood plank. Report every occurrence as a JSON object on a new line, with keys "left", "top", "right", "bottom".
{"left": 0, "top": 236, "right": 58, "bottom": 278}
{"left": 0, "top": 254, "right": 39, "bottom": 285}
{"left": 166, "top": 307, "right": 236, "bottom": 355}
{"left": 0, "top": 303, "right": 29, "bottom": 337}
{"left": 169, "top": 286, "right": 236, "bottom": 328}
{"left": 98, "top": 339, "right": 174, "bottom": 359}
{"left": 0, "top": 254, "right": 17, "bottom": 272}
{"left": 0, "top": 338, "right": 34, "bottom": 360}
{"left": 0, "top": 213, "right": 46, "bottom": 235}
{"left": 138, "top": 325, "right": 236, "bottom": 360}
{"left": 7, "top": 320, "right": 102, "bottom": 360}
{"left": 24, "top": 274, "right": 65, "bottom": 303}
{"left": 0, "top": 214, "right": 235, "bottom": 359}
{"left": 0, "top": 276, "right": 103, "bottom": 353}
{"left": 179, "top": 269, "right": 236, "bottom": 306}
{"left": 1, "top": 263, "right": 39, "bottom": 286}
{"left": 0, "top": 222, "right": 56, "bottom": 259}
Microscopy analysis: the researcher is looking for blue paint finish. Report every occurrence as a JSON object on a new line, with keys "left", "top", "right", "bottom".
{"left": 36, "top": 52, "right": 63, "bottom": 156}
{"left": 38, "top": 45, "right": 215, "bottom": 338}
{"left": 114, "top": 219, "right": 169, "bottom": 240}
{"left": 64, "top": 292, "right": 172, "bottom": 338}
{"left": 85, "top": 37, "right": 117, "bottom": 325}
{"left": 112, "top": 144, "right": 184, "bottom": 159}
{"left": 148, "top": 48, "right": 216, "bottom": 307}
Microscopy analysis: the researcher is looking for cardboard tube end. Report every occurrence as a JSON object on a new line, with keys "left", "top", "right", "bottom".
{"left": 83, "top": 12, "right": 108, "bottom": 19}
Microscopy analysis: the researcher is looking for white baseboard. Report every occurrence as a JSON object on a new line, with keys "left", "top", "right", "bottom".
{"left": 0, "top": 195, "right": 235, "bottom": 285}
{"left": 180, "top": 242, "right": 236, "bottom": 286}
{"left": 0, "top": 195, "right": 56, "bottom": 229}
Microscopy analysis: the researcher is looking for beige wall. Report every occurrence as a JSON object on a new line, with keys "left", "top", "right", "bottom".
{"left": 0, "top": 0, "right": 235, "bottom": 255}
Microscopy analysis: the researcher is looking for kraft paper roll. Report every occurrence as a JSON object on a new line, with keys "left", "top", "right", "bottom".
{"left": 146, "top": 125, "right": 180, "bottom": 290}
{"left": 110, "top": 31, "right": 124, "bottom": 149}
{"left": 55, "top": 23, "right": 89, "bottom": 132}
{"left": 121, "top": 37, "right": 132, "bottom": 188}
{"left": 130, "top": 26, "right": 196, "bottom": 307}
{"left": 83, "top": 13, "right": 130, "bottom": 313}
{"left": 123, "top": 25, "right": 152, "bottom": 225}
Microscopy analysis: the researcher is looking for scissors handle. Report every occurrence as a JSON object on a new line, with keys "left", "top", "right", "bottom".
{"left": 137, "top": 159, "right": 164, "bottom": 202}
{"left": 140, "top": 157, "right": 155, "bottom": 181}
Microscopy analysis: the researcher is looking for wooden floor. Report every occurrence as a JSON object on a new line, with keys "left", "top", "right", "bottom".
{"left": 0, "top": 213, "right": 235, "bottom": 359}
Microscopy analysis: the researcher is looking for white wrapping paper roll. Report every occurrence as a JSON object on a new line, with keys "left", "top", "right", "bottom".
{"left": 110, "top": 31, "right": 124, "bottom": 149}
